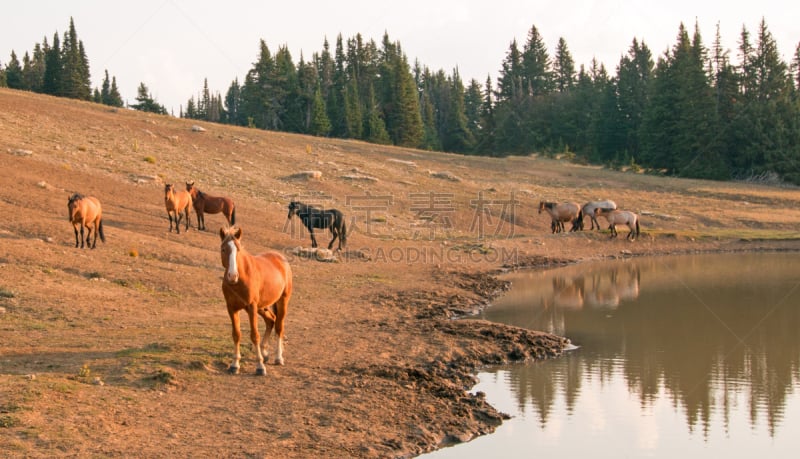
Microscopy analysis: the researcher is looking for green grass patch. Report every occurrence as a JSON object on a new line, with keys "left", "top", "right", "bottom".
{"left": 648, "top": 228, "right": 800, "bottom": 241}
{"left": 0, "top": 287, "right": 14, "bottom": 298}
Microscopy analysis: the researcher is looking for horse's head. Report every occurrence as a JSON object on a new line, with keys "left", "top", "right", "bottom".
{"left": 287, "top": 201, "right": 300, "bottom": 219}
{"left": 68, "top": 193, "right": 83, "bottom": 219}
{"left": 185, "top": 181, "right": 195, "bottom": 192}
{"left": 165, "top": 184, "right": 175, "bottom": 196}
{"left": 538, "top": 201, "right": 545, "bottom": 214}
{"left": 219, "top": 227, "right": 243, "bottom": 284}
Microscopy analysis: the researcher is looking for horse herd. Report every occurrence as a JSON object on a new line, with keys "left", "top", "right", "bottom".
{"left": 66, "top": 187, "right": 640, "bottom": 375}
{"left": 66, "top": 183, "right": 353, "bottom": 375}
{"left": 538, "top": 199, "right": 641, "bottom": 241}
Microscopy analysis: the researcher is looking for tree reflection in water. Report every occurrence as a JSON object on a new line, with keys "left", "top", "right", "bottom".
{"left": 482, "top": 253, "right": 800, "bottom": 439}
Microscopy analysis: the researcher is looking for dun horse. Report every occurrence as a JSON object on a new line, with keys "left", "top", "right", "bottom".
{"left": 164, "top": 183, "right": 192, "bottom": 233}
{"left": 287, "top": 201, "right": 347, "bottom": 251}
{"left": 68, "top": 193, "right": 105, "bottom": 248}
{"left": 595, "top": 207, "right": 640, "bottom": 240}
{"left": 581, "top": 200, "right": 617, "bottom": 230}
{"left": 220, "top": 227, "right": 292, "bottom": 374}
{"left": 185, "top": 181, "right": 236, "bottom": 231}
{"left": 538, "top": 201, "right": 582, "bottom": 233}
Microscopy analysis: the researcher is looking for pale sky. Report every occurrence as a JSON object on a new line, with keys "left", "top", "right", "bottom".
{"left": 2, "top": 1, "right": 798, "bottom": 113}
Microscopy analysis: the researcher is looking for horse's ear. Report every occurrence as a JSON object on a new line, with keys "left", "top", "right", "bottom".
{"left": 219, "top": 227, "right": 227, "bottom": 240}
{"left": 233, "top": 227, "right": 242, "bottom": 240}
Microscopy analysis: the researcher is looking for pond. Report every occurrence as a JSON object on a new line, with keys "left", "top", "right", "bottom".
{"left": 422, "top": 252, "right": 800, "bottom": 458}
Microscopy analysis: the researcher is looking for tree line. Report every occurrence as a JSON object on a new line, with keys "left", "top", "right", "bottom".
{"left": 3, "top": 18, "right": 800, "bottom": 184}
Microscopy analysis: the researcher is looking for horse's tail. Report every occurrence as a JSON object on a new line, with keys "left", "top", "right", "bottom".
{"left": 576, "top": 209, "right": 584, "bottom": 230}
{"left": 635, "top": 217, "right": 640, "bottom": 238}
{"left": 230, "top": 207, "right": 236, "bottom": 225}
{"left": 98, "top": 219, "right": 106, "bottom": 243}
{"left": 340, "top": 217, "right": 347, "bottom": 248}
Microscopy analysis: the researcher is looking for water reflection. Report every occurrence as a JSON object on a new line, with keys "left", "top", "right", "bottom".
{"left": 426, "top": 253, "right": 800, "bottom": 458}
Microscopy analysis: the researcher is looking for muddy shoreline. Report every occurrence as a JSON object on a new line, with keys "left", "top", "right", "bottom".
{"left": 390, "top": 241, "right": 800, "bottom": 458}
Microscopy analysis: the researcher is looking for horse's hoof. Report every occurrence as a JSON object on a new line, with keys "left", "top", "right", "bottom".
{"left": 275, "top": 358, "right": 284, "bottom": 366}
{"left": 228, "top": 366, "right": 239, "bottom": 375}
{"left": 255, "top": 367, "right": 266, "bottom": 376}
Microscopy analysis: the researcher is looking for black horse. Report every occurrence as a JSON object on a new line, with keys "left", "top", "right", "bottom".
{"left": 287, "top": 201, "right": 347, "bottom": 251}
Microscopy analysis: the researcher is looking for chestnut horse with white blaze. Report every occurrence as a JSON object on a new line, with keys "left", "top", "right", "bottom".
{"left": 219, "top": 227, "right": 292, "bottom": 375}
{"left": 68, "top": 193, "right": 105, "bottom": 248}
{"left": 164, "top": 183, "right": 192, "bottom": 233}
{"left": 185, "top": 181, "right": 236, "bottom": 231}
{"left": 595, "top": 207, "right": 640, "bottom": 240}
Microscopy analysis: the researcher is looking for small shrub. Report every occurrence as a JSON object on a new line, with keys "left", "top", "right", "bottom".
{"left": 78, "top": 364, "right": 91, "bottom": 379}
{"left": 0, "top": 288, "right": 14, "bottom": 299}
{"left": 128, "top": 249, "right": 139, "bottom": 258}
{"left": 143, "top": 155, "right": 156, "bottom": 164}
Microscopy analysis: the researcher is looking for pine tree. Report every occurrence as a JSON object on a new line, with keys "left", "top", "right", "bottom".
{"left": 615, "top": 39, "right": 653, "bottom": 161}
{"left": 496, "top": 39, "right": 522, "bottom": 102}
{"left": 107, "top": 75, "right": 123, "bottom": 107}
{"left": 309, "top": 84, "right": 331, "bottom": 136}
{"left": 474, "top": 75, "right": 497, "bottom": 154}
{"left": 130, "top": 82, "right": 167, "bottom": 114}
{"left": 61, "top": 18, "right": 91, "bottom": 100}
{"left": 4, "top": 51, "right": 23, "bottom": 89}
{"left": 23, "top": 43, "right": 46, "bottom": 92}
{"left": 240, "top": 40, "right": 275, "bottom": 129}
{"left": 553, "top": 37, "right": 576, "bottom": 92}
{"left": 224, "top": 78, "right": 243, "bottom": 125}
{"left": 463, "top": 78, "right": 484, "bottom": 150}
{"left": 42, "top": 32, "right": 62, "bottom": 96}
{"left": 521, "top": 25, "right": 553, "bottom": 96}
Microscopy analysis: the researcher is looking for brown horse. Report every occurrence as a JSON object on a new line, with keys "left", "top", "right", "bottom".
{"left": 164, "top": 184, "right": 192, "bottom": 233}
{"left": 595, "top": 207, "right": 640, "bottom": 240}
{"left": 185, "top": 181, "right": 236, "bottom": 231}
{"left": 220, "top": 227, "right": 292, "bottom": 375}
{"left": 68, "top": 193, "right": 105, "bottom": 248}
{"left": 538, "top": 201, "right": 582, "bottom": 233}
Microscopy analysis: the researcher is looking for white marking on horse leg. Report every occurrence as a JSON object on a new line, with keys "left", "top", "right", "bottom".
{"left": 275, "top": 337, "right": 284, "bottom": 365}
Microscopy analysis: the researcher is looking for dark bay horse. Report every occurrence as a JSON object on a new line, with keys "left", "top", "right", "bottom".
{"left": 287, "top": 201, "right": 347, "bottom": 251}
{"left": 68, "top": 193, "right": 105, "bottom": 248}
{"left": 185, "top": 181, "right": 236, "bottom": 231}
{"left": 220, "top": 227, "right": 292, "bottom": 374}
{"left": 538, "top": 201, "right": 582, "bottom": 233}
{"left": 164, "top": 184, "right": 192, "bottom": 233}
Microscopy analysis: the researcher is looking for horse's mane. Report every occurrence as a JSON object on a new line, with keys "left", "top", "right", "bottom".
{"left": 68, "top": 193, "right": 84, "bottom": 204}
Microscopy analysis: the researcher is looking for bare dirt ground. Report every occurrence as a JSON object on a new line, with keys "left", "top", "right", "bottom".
{"left": 1, "top": 88, "right": 799, "bottom": 458}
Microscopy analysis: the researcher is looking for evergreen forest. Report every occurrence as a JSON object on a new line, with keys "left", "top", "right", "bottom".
{"left": 3, "top": 18, "right": 800, "bottom": 184}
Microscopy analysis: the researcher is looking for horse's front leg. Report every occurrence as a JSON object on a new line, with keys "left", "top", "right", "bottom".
{"left": 73, "top": 224, "right": 80, "bottom": 248}
{"left": 79, "top": 225, "right": 86, "bottom": 248}
{"left": 168, "top": 212, "right": 174, "bottom": 232}
{"left": 327, "top": 230, "right": 338, "bottom": 250}
{"left": 247, "top": 305, "right": 266, "bottom": 375}
{"left": 228, "top": 310, "right": 242, "bottom": 374}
